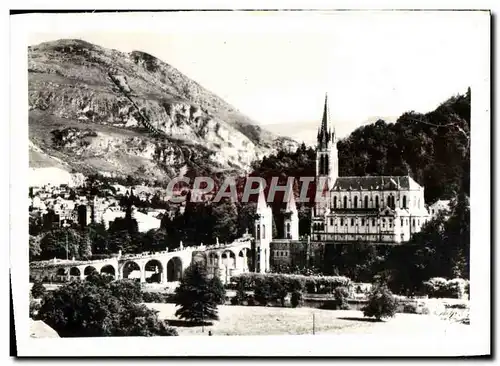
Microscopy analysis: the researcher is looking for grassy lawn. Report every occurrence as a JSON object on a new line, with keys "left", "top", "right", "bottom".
{"left": 145, "top": 303, "right": 468, "bottom": 336}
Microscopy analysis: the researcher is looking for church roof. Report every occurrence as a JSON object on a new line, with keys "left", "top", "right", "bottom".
{"left": 331, "top": 176, "right": 422, "bottom": 191}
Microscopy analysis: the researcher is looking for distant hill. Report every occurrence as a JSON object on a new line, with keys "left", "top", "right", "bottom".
{"left": 28, "top": 39, "right": 298, "bottom": 185}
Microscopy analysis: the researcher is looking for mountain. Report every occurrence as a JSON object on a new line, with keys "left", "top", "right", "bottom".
{"left": 28, "top": 39, "right": 297, "bottom": 185}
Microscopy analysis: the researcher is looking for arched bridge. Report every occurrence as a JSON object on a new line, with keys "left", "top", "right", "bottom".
{"left": 30, "top": 237, "right": 253, "bottom": 285}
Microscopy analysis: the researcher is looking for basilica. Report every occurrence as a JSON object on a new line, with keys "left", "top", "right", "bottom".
{"left": 310, "top": 94, "right": 431, "bottom": 244}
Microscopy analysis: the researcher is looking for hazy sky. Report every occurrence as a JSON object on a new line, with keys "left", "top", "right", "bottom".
{"left": 28, "top": 11, "right": 486, "bottom": 144}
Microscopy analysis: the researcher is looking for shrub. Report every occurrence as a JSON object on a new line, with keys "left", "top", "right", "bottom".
{"left": 401, "top": 303, "right": 418, "bottom": 314}
{"left": 29, "top": 295, "right": 41, "bottom": 319}
{"left": 38, "top": 274, "right": 177, "bottom": 337}
{"left": 230, "top": 273, "right": 350, "bottom": 295}
{"left": 142, "top": 291, "right": 171, "bottom": 303}
{"left": 333, "top": 286, "right": 350, "bottom": 310}
{"left": 291, "top": 291, "right": 303, "bottom": 308}
{"left": 254, "top": 281, "right": 273, "bottom": 306}
{"left": 31, "top": 280, "right": 46, "bottom": 299}
{"left": 362, "top": 284, "right": 397, "bottom": 320}
{"left": 423, "top": 277, "right": 469, "bottom": 299}
{"left": 247, "top": 296, "right": 256, "bottom": 306}
{"left": 109, "top": 279, "right": 142, "bottom": 303}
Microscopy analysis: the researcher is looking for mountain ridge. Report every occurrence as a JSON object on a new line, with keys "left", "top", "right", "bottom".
{"left": 28, "top": 39, "right": 298, "bottom": 185}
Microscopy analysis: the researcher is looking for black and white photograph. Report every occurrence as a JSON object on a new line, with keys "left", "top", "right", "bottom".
{"left": 9, "top": 7, "right": 491, "bottom": 357}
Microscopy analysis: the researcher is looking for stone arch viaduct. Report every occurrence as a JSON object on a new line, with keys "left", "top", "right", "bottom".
{"left": 31, "top": 238, "right": 253, "bottom": 285}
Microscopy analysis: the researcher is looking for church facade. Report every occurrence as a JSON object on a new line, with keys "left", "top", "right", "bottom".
{"left": 311, "top": 94, "right": 431, "bottom": 244}
{"left": 252, "top": 94, "right": 432, "bottom": 273}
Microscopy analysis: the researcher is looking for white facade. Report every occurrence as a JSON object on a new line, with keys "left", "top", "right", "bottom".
{"left": 283, "top": 191, "right": 299, "bottom": 240}
{"left": 254, "top": 188, "right": 273, "bottom": 272}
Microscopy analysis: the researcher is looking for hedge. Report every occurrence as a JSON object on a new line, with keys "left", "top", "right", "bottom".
{"left": 422, "top": 277, "right": 469, "bottom": 299}
{"left": 229, "top": 273, "right": 351, "bottom": 295}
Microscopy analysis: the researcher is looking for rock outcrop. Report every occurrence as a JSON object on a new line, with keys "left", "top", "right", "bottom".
{"left": 28, "top": 39, "right": 298, "bottom": 182}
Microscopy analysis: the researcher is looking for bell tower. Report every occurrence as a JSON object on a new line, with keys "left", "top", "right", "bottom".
{"left": 283, "top": 191, "right": 299, "bottom": 240}
{"left": 254, "top": 188, "right": 273, "bottom": 273}
{"left": 316, "top": 93, "right": 338, "bottom": 189}
{"left": 315, "top": 93, "right": 338, "bottom": 216}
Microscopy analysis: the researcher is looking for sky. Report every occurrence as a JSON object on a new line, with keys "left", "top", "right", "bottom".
{"left": 28, "top": 11, "right": 486, "bottom": 144}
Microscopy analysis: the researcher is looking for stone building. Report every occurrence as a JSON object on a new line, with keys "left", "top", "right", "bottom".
{"left": 310, "top": 94, "right": 431, "bottom": 244}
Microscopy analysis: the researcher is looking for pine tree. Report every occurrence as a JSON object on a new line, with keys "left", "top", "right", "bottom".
{"left": 174, "top": 262, "right": 225, "bottom": 324}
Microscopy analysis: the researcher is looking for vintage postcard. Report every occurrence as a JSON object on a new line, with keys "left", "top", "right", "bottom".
{"left": 10, "top": 8, "right": 491, "bottom": 357}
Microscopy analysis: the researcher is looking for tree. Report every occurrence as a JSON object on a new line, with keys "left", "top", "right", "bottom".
{"left": 31, "top": 280, "right": 46, "bottom": 299}
{"left": 211, "top": 199, "right": 238, "bottom": 244}
{"left": 29, "top": 235, "right": 42, "bottom": 261}
{"left": 39, "top": 228, "right": 82, "bottom": 260}
{"left": 362, "top": 284, "right": 397, "bottom": 321}
{"left": 38, "top": 274, "right": 177, "bottom": 337}
{"left": 79, "top": 230, "right": 93, "bottom": 259}
{"left": 174, "top": 262, "right": 225, "bottom": 323}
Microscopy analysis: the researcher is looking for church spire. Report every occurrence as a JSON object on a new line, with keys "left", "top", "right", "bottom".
{"left": 285, "top": 189, "right": 297, "bottom": 213}
{"left": 317, "top": 93, "right": 334, "bottom": 146}
{"left": 321, "top": 92, "right": 330, "bottom": 135}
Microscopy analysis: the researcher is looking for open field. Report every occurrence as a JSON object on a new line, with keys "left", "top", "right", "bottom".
{"left": 145, "top": 303, "right": 469, "bottom": 337}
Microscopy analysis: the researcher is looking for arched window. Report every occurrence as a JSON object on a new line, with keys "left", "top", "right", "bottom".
{"left": 262, "top": 225, "right": 266, "bottom": 239}
{"left": 319, "top": 155, "right": 324, "bottom": 175}
{"left": 287, "top": 222, "right": 291, "bottom": 234}
{"left": 351, "top": 218, "right": 354, "bottom": 226}
{"left": 375, "top": 196, "right": 379, "bottom": 208}
{"left": 256, "top": 225, "right": 260, "bottom": 239}
{"left": 340, "top": 218, "right": 344, "bottom": 226}
{"left": 403, "top": 196, "right": 407, "bottom": 209}
{"left": 361, "top": 218, "right": 365, "bottom": 226}
{"left": 324, "top": 155, "right": 329, "bottom": 175}
{"left": 364, "top": 196, "right": 368, "bottom": 208}
{"left": 372, "top": 218, "right": 376, "bottom": 226}
{"left": 334, "top": 196, "right": 337, "bottom": 209}
{"left": 418, "top": 198, "right": 421, "bottom": 209}
{"left": 343, "top": 196, "right": 347, "bottom": 208}
{"left": 354, "top": 196, "right": 358, "bottom": 208}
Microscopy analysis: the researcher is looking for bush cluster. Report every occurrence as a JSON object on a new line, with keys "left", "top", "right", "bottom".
{"left": 290, "top": 291, "right": 303, "bottom": 308}
{"left": 228, "top": 273, "right": 350, "bottom": 307}
{"left": 142, "top": 291, "right": 173, "bottom": 303}
{"left": 37, "top": 274, "right": 178, "bottom": 337}
{"left": 318, "top": 287, "right": 350, "bottom": 310}
{"left": 31, "top": 280, "right": 47, "bottom": 299}
{"left": 422, "top": 277, "right": 469, "bottom": 299}
{"left": 229, "top": 273, "right": 351, "bottom": 294}
{"left": 362, "top": 284, "right": 398, "bottom": 320}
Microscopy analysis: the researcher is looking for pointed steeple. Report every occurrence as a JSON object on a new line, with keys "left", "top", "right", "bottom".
{"left": 321, "top": 92, "right": 330, "bottom": 134}
{"left": 317, "top": 93, "right": 334, "bottom": 146}
{"left": 285, "top": 189, "right": 297, "bottom": 213}
{"left": 256, "top": 186, "right": 267, "bottom": 214}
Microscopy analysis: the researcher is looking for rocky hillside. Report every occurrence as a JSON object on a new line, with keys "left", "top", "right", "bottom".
{"left": 28, "top": 39, "right": 297, "bottom": 184}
